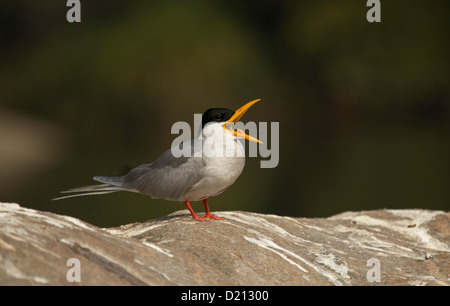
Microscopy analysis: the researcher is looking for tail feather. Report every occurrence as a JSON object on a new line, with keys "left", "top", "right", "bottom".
{"left": 93, "top": 175, "right": 124, "bottom": 187}
{"left": 53, "top": 183, "right": 122, "bottom": 201}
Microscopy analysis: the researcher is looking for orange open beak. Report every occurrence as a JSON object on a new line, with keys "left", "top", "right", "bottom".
{"left": 223, "top": 99, "right": 262, "bottom": 144}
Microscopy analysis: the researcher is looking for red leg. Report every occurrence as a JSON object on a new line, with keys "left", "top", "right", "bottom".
{"left": 185, "top": 198, "right": 209, "bottom": 221}
{"left": 202, "top": 198, "right": 224, "bottom": 221}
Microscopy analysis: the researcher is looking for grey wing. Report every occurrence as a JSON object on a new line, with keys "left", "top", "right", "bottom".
{"left": 120, "top": 147, "right": 205, "bottom": 201}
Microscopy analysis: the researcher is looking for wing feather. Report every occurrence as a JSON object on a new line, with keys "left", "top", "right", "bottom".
{"left": 121, "top": 141, "right": 204, "bottom": 201}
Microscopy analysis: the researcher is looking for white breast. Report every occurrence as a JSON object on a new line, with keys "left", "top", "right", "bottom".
{"left": 187, "top": 122, "right": 245, "bottom": 201}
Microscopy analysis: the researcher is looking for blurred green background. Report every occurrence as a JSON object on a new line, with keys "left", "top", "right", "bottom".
{"left": 1, "top": 1, "right": 449, "bottom": 227}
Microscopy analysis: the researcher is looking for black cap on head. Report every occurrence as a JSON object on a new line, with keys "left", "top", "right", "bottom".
{"left": 202, "top": 108, "right": 235, "bottom": 128}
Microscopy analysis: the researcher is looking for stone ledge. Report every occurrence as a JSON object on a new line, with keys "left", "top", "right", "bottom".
{"left": 0, "top": 202, "right": 448, "bottom": 285}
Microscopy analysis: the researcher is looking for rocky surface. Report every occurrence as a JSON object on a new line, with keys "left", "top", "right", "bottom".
{"left": 0, "top": 202, "right": 448, "bottom": 285}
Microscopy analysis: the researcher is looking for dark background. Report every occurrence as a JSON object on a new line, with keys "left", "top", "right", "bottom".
{"left": 1, "top": 1, "right": 449, "bottom": 227}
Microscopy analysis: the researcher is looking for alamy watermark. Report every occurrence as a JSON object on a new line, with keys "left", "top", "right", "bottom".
{"left": 66, "top": 1, "right": 81, "bottom": 23}
{"left": 366, "top": 258, "right": 381, "bottom": 283}
{"left": 366, "top": 0, "right": 381, "bottom": 23}
{"left": 63, "top": 256, "right": 380, "bottom": 284}
{"left": 66, "top": 258, "right": 81, "bottom": 283}
{"left": 66, "top": 2, "right": 381, "bottom": 24}
{"left": 170, "top": 114, "right": 279, "bottom": 169}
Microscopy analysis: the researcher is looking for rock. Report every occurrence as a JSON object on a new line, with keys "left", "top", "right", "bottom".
{"left": 0, "top": 202, "right": 448, "bottom": 285}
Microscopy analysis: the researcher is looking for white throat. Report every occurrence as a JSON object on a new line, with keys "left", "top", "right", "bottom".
{"left": 201, "top": 122, "right": 245, "bottom": 158}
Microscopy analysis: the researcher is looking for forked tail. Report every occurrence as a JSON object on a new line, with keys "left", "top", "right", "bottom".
{"left": 52, "top": 176, "right": 124, "bottom": 200}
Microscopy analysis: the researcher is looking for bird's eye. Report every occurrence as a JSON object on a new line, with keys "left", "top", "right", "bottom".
{"left": 216, "top": 114, "right": 223, "bottom": 120}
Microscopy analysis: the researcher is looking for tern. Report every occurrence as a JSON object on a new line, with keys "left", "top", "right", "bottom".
{"left": 55, "top": 99, "right": 262, "bottom": 221}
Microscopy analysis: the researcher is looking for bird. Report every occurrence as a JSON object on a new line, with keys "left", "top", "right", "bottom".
{"left": 54, "top": 99, "right": 262, "bottom": 221}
